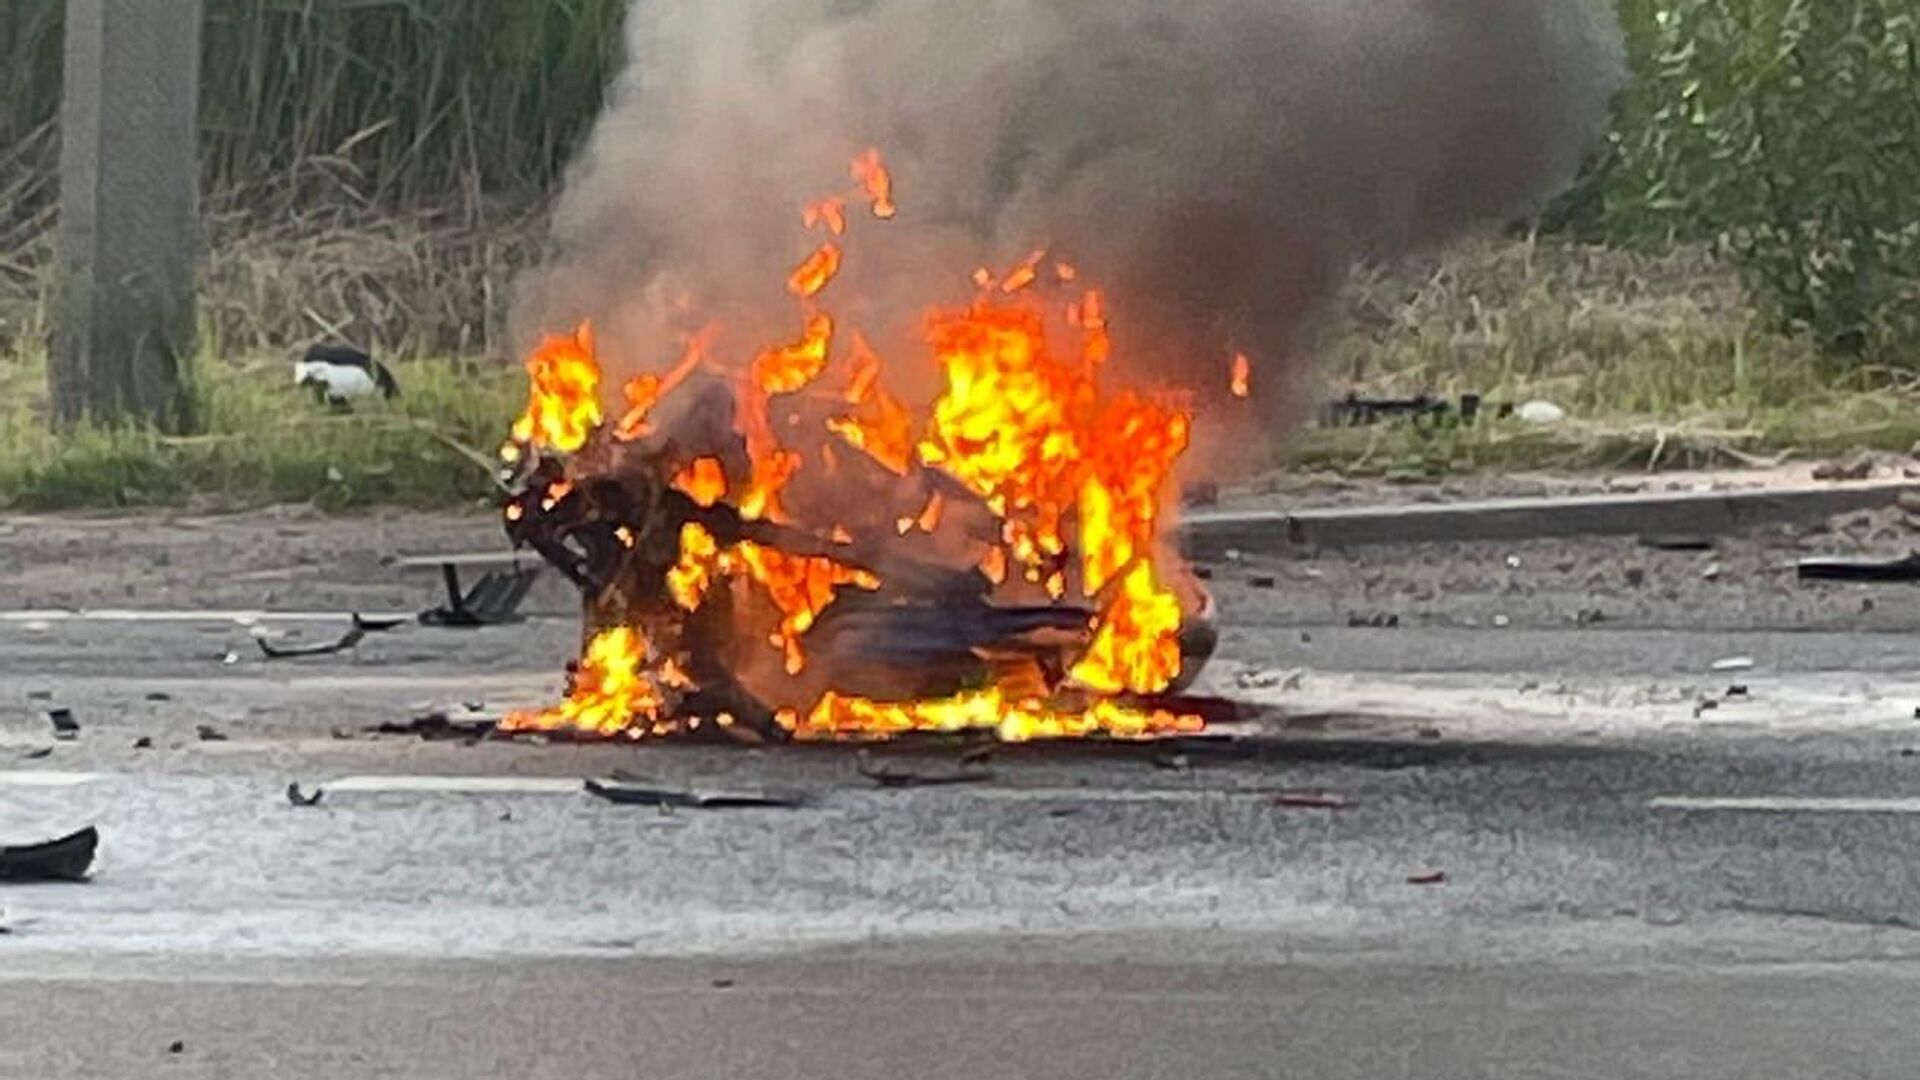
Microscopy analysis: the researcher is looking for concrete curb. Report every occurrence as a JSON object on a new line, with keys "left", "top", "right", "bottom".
{"left": 1179, "top": 478, "right": 1920, "bottom": 557}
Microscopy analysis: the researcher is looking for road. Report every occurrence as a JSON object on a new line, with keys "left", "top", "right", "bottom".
{"left": 5, "top": 510, "right": 1920, "bottom": 1077}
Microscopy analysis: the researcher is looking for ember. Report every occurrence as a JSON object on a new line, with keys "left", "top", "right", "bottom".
{"left": 502, "top": 150, "right": 1213, "bottom": 742}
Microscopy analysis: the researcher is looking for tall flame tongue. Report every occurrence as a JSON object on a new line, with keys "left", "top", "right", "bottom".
{"left": 503, "top": 149, "right": 1204, "bottom": 742}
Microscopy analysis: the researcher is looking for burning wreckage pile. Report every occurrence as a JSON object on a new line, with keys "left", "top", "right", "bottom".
{"left": 500, "top": 152, "right": 1220, "bottom": 744}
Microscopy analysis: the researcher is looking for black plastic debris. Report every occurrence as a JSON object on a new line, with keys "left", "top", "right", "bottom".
{"left": 0, "top": 826, "right": 98, "bottom": 883}
{"left": 1798, "top": 552, "right": 1920, "bottom": 583}
{"left": 286, "top": 782, "right": 325, "bottom": 807}
{"left": 20, "top": 747, "right": 52, "bottom": 760}
{"left": 258, "top": 626, "right": 365, "bottom": 660}
{"left": 369, "top": 713, "right": 497, "bottom": 741}
{"left": 583, "top": 777, "right": 808, "bottom": 809}
{"left": 132, "top": 736, "right": 153, "bottom": 750}
{"left": 196, "top": 724, "right": 229, "bottom": 742}
{"left": 418, "top": 565, "right": 540, "bottom": 628}
{"left": 351, "top": 613, "right": 407, "bottom": 633}
{"left": 47, "top": 708, "right": 78, "bottom": 738}
{"left": 1638, "top": 535, "right": 1715, "bottom": 552}
{"left": 857, "top": 752, "right": 994, "bottom": 789}
{"left": 145, "top": 692, "right": 173, "bottom": 702}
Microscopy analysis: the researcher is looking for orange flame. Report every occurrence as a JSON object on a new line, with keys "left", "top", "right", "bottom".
{"left": 804, "top": 197, "right": 848, "bottom": 236}
{"left": 851, "top": 148, "right": 897, "bottom": 219}
{"left": 787, "top": 242, "right": 844, "bottom": 299}
{"left": 672, "top": 456, "right": 728, "bottom": 508}
{"left": 826, "top": 334, "right": 916, "bottom": 476}
{"left": 508, "top": 148, "right": 1203, "bottom": 742}
{"left": 1230, "top": 352, "right": 1251, "bottom": 399}
{"left": 503, "top": 627, "right": 662, "bottom": 737}
{"left": 510, "top": 322, "right": 602, "bottom": 454}
{"left": 752, "top": 312, "right": 834, "bottom": 395}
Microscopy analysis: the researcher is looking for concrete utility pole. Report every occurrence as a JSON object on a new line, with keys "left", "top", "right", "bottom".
{"left": 52, "top": 0, "right": 202, "bottom": 432}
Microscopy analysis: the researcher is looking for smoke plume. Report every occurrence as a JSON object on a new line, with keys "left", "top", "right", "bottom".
{"left": 514, "top": 0, "right": 1623, "bottom": 427}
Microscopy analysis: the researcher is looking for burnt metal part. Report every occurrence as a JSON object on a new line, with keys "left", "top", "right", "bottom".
{"left": 258, "top": 627, "right": 365, "bottom": 660}
{"left": 0, "top": 826, "right": 98, "bottom": 883}
{"left": 419, "top": 566, "right": 541, "bottom": 627}
{"left": 503, "top": 421, "right": 1220, "bottom": 737}
{"left": 1798, "top": 552, "right": 1920, "bottom": 583}
{"left": 583, "top": 777, "right": 808, "bottom": 809}
{"left": 856, "top": 752, "right": 995, "bottom": 788}
{"left": 369, "top": 713, "right": 499, "bottom": 741}
{"left": 1319, "top": 392, "right": 1508, "bottom": 429}
{"left": 47, "top": 708, "right": 78, "bottom": 736}
{"left": 1639, "top": 534, "right": 1716, "bottom": 552}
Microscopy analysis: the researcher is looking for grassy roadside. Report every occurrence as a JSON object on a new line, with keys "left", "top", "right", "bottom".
{"left": 3, "top": 234, "right": 1918, "bottom": 512}
{"left": 0, "top": 342, "right": 519, "bottom": 511}
{"left": 1282, "top": 236, "right": 1920, "bottom": 479}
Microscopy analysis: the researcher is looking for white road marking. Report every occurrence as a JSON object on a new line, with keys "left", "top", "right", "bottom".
{"left": 0, "top": 609, "right": 415, "bottom": 625}
{"left": 0, "top": 771, "right": 100, "bottom": 788}
{"left": 1651, "top": 796, "right": 1920, "bottom": 815}
{"left": 327, "top": 775, "right": 584, "bottom": 796}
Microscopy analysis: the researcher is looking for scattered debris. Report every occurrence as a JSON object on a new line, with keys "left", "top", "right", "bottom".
{"left": 1272, "top": 791, "right": 1351, "bottom": 810}
{"left": 1623, "top": 567, "right": 1647, "bottom": 587}
{"left": 219, "top": 651, "right": 240, "bottom": 666}
{"left": 1492, "top": 614, "right": 1512, "bottom": 628}
{"left": 857, "top": 752, "right": 994, "bottom": 789}
{"left": 20, "top": 747, "right": 52, "bottom": 760}
{"left": 1693, "top": 699, "right": 1720, "bottom": 718}
{"left": 0, "top": 826, "right": 98, "bottom": 883}
{"left": 330, "top": 727, "right": 355, "bottom": 740}
{"left": 369, "top": 713, "right": 497, "bottom": 741}
{"left": 414, "top": 561, "right": 541, "bottom": 628}
{"left": 1725, "top": 685, "right": 1750, "bottom": 699}
{"left": 47, "top": 708, "right": 78, "bottom": 738}
{"left": 1347, "top": 612, "right": 1400, "bottom": 628}
{"left": 1151, "top": 753, "right": 1192, "bottom": 771}
{"left": 26, "top": 690, "right": 51, "bottom": 701}
{"left": 132, "top": 736, "right": 153, "bottom": 750}
{"left": 1504, "top": 554, "right": 1521, "bottom": 569}
{"left": 351, "top": 613, "right": 407, "bottom": 633}
{"left": 1711, "top": 656, "right": 1756, "bottom": 673}
{"left": 1798, "top": 552, "right": 1920, "bottom": 583}
{"left": 1247, "top": 574, "right": 1277, "bottom": 589}
{"left": 957, "top": 744, "right": 998, "bottom": 768}
{"left": 1638, "top": 535, "right": 1714, "bottom": 553}
{"left": 710, "top": 978, "right": 737, "bottom": 990}
{"left": 1574, "top": 608, "right": 1608, "bottom": 626}
{"left": 1514, "top": 399, "right": 1566, "bottom": 425}
{"left": 144, "top": 692, "right": 173, "bottom": 702}
{"left": 583, "top": 777, "right": 808, "bottom": 809}
{"left": 1812, "top": 455, "right": 1876, "bottom": 482}
{"left": 168, "top": 1041, "right": 185, "bottom": 1055}
{"left": 1406, "top": 870, "right": 1448, "bottom": 886}
{"left": 1319, "top": 392, "right": 1505, "bottom": 429}
{"left": 195, "top": 724, "right": 229, "bottom": 742}
{"left": 286, "top": 783, "right": 325, "bottom": 807}
{"left": 258, "top": 626, "right": 365, "bottom": 660}
{"left": 1701, "top": 562, "right": 1723, "bottom": 582}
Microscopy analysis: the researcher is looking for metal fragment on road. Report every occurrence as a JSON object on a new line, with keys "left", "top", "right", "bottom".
{"left": 584, "top": 777, "right": 809, "bottom": 809}
{"left": 1710, "top": 657, "right": 1755, "bottom": 673}
{"left": 0, "top": 826, "right": 98, "bottom": 883}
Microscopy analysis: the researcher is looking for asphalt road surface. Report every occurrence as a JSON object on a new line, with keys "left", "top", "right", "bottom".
{"left": 6, "top": 510, "right": 1920, "bottom": 1078}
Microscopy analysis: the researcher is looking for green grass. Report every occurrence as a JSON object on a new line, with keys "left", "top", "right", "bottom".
{"left": 1281, "top": 235, "right": 1920, "bottom": 478}
{"left": 0, "top": 343, "right": 520, "bottom": 511}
